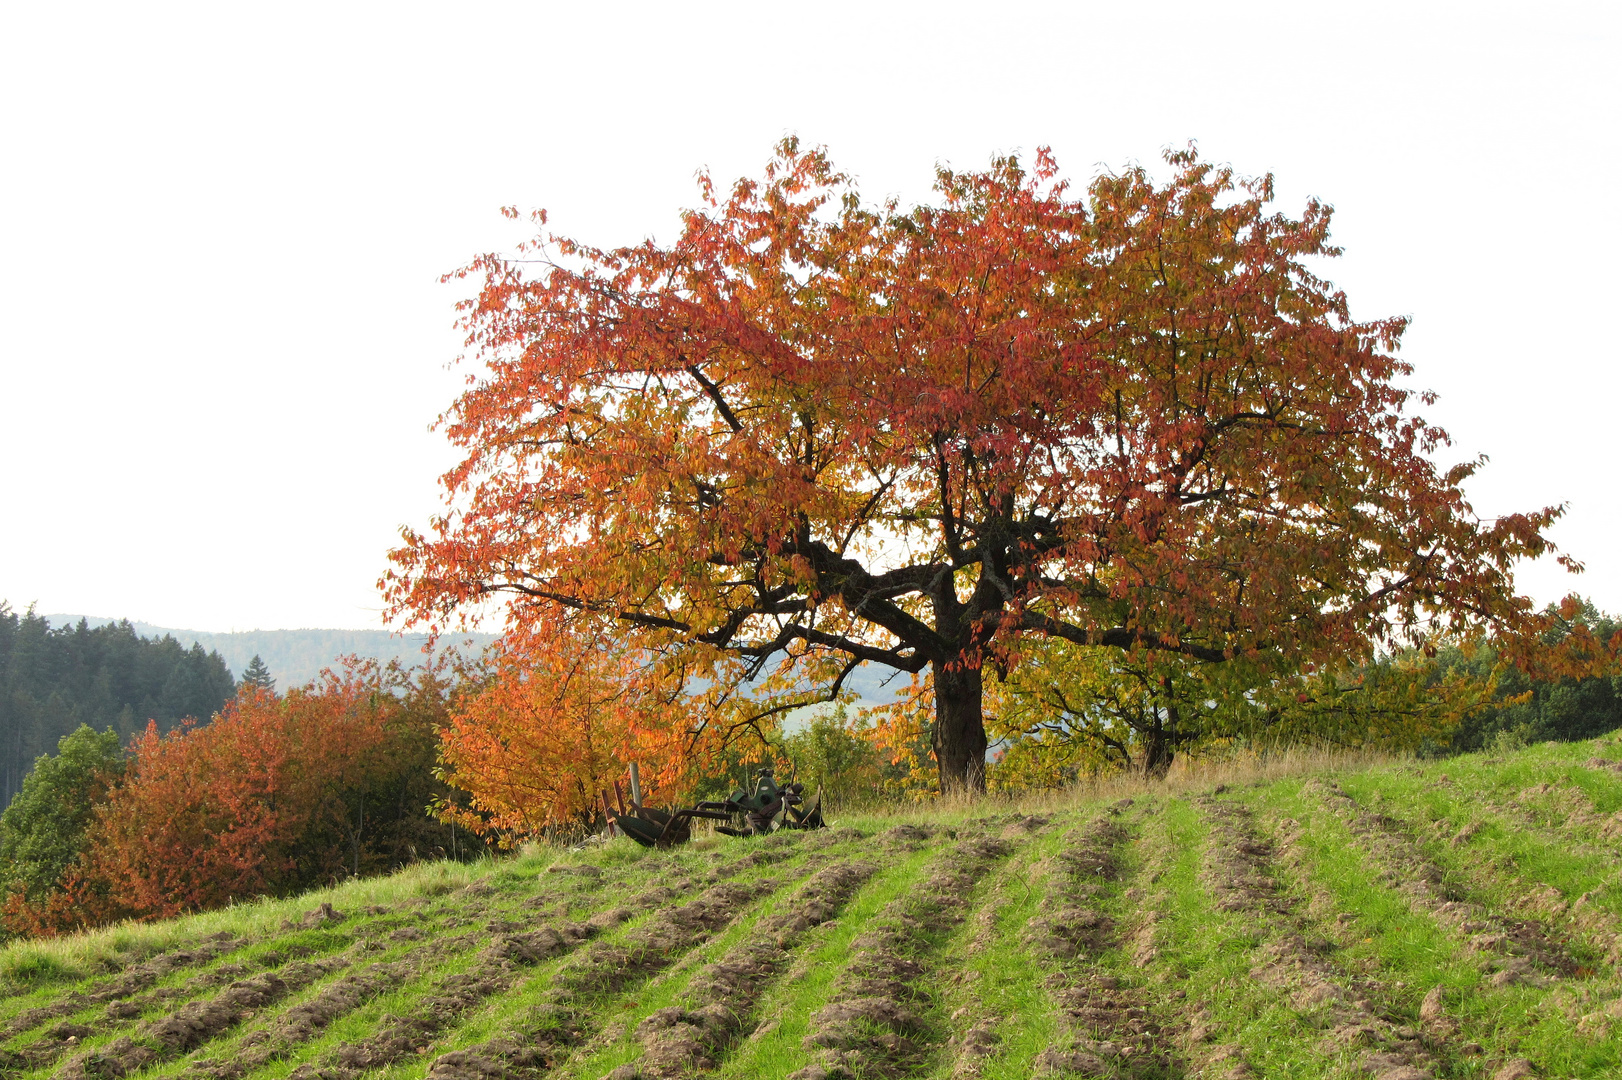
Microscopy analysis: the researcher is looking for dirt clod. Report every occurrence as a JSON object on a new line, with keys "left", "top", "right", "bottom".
{"left": 546, "top": 864, "right": 603, "bottom": 878}
{"left": 877, "top": 824, "right": 935, "bottom": 848}
{"left": 300, "top": 904, "right": 344, "bottom": 928}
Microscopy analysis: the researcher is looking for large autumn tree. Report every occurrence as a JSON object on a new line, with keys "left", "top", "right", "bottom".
{"left": 387, "top": 141, "right": 1567, "bottom": 792}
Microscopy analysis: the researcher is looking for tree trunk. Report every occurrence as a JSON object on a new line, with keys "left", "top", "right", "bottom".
{"left": 932, "top": 662, "right": 988, "bottom": 794}
{"left": 1141, "top": 683, "right": 1179, "bottom": 779}
{"left": 1140, "top": 720, "right": 1174, "bottom": 778}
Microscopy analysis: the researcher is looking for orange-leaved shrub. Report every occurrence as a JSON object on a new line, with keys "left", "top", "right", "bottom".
{"left": 435, "top": 626, "right": 707, "bottom": 843}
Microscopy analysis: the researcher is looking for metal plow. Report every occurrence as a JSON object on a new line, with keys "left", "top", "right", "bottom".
{"left": 603, "top": 766, "right": 825, "bottom": 849}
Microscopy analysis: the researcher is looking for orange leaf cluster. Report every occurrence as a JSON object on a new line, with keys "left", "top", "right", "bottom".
{"left": 434, "top": 624, "right": 706, "bottom": 840}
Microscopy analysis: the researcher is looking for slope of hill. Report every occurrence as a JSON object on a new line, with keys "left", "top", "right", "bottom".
{"left": 42, "top": 617, "right": 496, "bottom": 689}
{"left": 2, "top": 739, "right": 1620, "bottom": 1078}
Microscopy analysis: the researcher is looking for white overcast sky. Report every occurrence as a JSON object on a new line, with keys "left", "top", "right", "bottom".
{"left": 1, "top": 1, "right": 1617, "bottom": 633}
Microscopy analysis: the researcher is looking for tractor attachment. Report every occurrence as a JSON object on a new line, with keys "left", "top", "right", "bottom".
{"left": 603, "top": 766, "right": 825, "bottom": 849}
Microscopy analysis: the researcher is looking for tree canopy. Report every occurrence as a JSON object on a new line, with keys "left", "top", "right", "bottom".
{"left": 388, "top": 141, "right": 1569, "bottom": 792}
{"left": 1441, "top": 601, "right": 1622, "bottom": 751}
{"left": 0, "top": 661, "right": 475, "bottom": 934}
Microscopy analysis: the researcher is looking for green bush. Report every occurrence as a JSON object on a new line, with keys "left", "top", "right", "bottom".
{"left": 0, "top": 725, "right": 124, "bottom": 908}
{"left": 782, "top": 709, "right": 883, "bottom": 810}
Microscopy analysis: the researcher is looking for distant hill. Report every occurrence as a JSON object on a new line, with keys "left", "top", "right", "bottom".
{"left": 42, "top": 617, "right": 496, "bottom": 689}
{"left": 38, "top": 618, "right": 909, "bottom": 707}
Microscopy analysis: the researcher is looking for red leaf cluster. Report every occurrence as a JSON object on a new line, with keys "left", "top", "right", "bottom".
{"left": 62, "top": 663, "right": 435, "bottom": 923}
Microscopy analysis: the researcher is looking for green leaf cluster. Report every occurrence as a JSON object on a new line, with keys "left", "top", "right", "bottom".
{"left": 0, "top": 724, "right": 123, "bottom": 906}
{"left": 780, "top": 707, "right": 886, "bottom": 810}
{"left": 1439, "top": 600, "right": 1622, "bottom": 751}
{"left": 985, "top": 637, "right": 1498, "bottom": 783}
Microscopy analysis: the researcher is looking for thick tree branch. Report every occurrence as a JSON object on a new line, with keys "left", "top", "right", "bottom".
{"left": 1016, "top": 609, "right": 1231, "bottom": 664}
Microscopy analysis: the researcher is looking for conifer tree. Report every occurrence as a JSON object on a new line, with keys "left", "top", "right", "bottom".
{"left": 0, "top": 606, "right": 233, "bottom": 806}
{"left": 239, "top": 654, "right": 276, "bottom": 692}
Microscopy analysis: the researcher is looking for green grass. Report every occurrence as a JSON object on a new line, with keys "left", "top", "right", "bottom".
{"left": 1253, "top": 778, "right": 1502, "bottom": 1077}
{"left": 0, "top": 856, "right": 512, "bottom": 996}
{"left": 1321, "top": 769, "right": 1622, "bottom": 1076}
{"left": 1340, "top": 765, "right": 1621, "bottom": 948}
{"left": 5, "top": 742, "right": 1622, "bottom": 1078}
{"left": 549, "top": 841, "right": 839, "bottom": 1080}
{"left": 1138, "top": 795, "right": 1344, "bottom": 1079}
{"left": 928, "top": 825, "right": 1068, "bottom": 1079}
{"left": 712, "top": 841, "right": 942, "bottom": 1078}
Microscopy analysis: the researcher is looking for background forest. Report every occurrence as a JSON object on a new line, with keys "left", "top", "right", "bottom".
{"left": 0, "top": 605, "right": 235, "bottom": 807}
{"left": 37, "top": 615, "right": 495, "bottom": 696}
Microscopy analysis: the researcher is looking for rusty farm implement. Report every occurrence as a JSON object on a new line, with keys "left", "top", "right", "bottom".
{"left": 601, "top": 765, "right": 825, "bottom": 848}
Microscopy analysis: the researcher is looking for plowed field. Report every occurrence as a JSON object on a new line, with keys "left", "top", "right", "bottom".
{"left": 6, "top": 736, "right": 1622, "bottom": 1079}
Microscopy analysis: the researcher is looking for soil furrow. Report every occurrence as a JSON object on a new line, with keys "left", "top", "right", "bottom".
{"left": 871, "top": 813, "right": 1047, "bottom": 1080}
{"left": 1026, "top": 803, "right": 1185, "bottom": 1079}
{"left": 41, "top": 886, "right": 545, "bottom": 1080}
{"left": 285, "top": 890, "right": 673, "bottom": 1080}
{"left": 3, "top": 894, "right": 514, "bottom": 1070}
{"left": 8, "top": 911, "right": 367, "bottom": 1077}
{"left": 309, "top": 854, "right": 801, "bottom": 1080}
{"left": 940, "top": 872, "right": 1011, "bottom": 1080}
{"left": 786, "top": 833, "right": 1013, "bottom": 1080}
{"left": 1465, "top": 782, "right": 1622, "bottom": 960}
{"left": 1339, "top": 777, "right": 1622, "bottom": 1055}
{"left": 174, "top": 876, "right": 631, "bottom": 1080}
{"left": 1514, "top": 771, "right": 1622, "bottom": 843}
{"left": 1261, "top": 804, "right": 1508, "bottom": 1076}
{"left": 938, "top": 817, "right": 1050, "bottom": 1080}
{"left": 0, "top": 934, "right": 246, "bottom": 1041}
{"left": 1198, "top": 794, "right": 1439, "bottom": 1080}
{"left": 6, "top": 946, "right": 284, "bottom": 1076}
{"left": 55, "top": 952, "right": 353, "bottom": 1080}
{"left": 592, "top": 859, "right": 880, "bottom": 1079}
{"left": 182, "top": 938, "right": 467, "bottom": 1080}
{"left": 1306, "top": 780, "right": 1585, "bottom": 983}
{"left": 425, "top": 877, "right": 783, "bottom": 1080}
{"left": 323, "top": 840, "right": 842, "bottom": 1080}
{"left": 284, "top": 912, "right": 618, "bottom": 1080}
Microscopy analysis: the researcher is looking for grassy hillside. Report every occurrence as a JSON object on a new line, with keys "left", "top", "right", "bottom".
{"left": 2, "top": 740, "right": 1621, "bottom": 1079}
